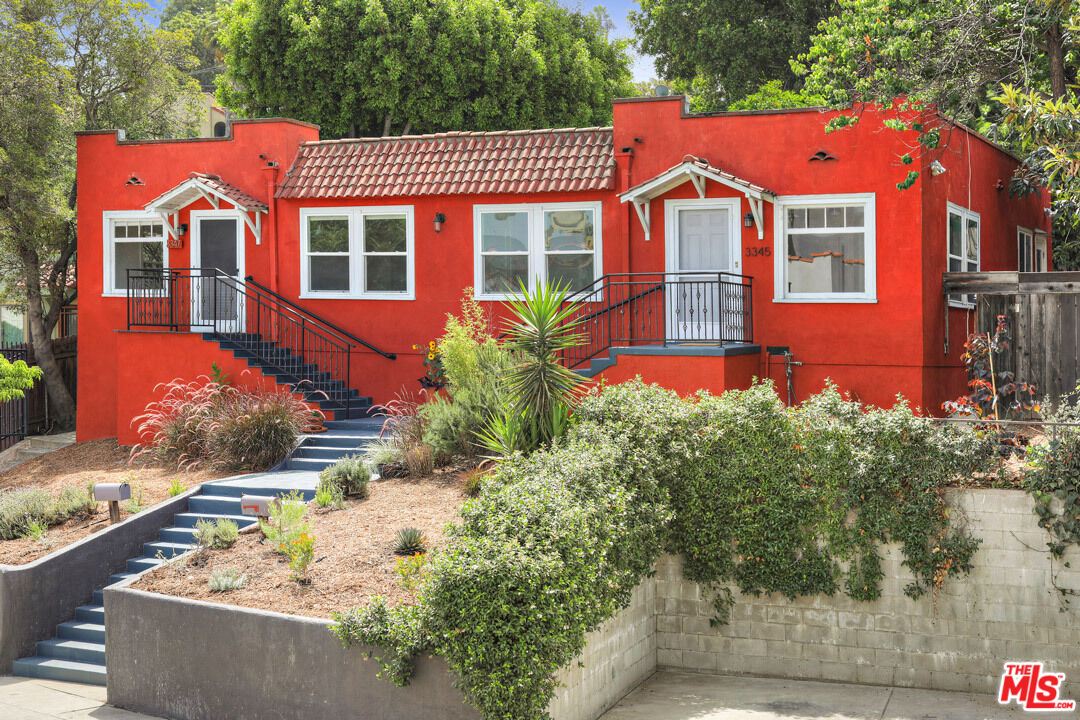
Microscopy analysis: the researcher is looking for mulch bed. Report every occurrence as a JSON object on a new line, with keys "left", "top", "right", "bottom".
{"left": 0, "top": 439, "right": 233, "bottom": 566}
{"left": 134, "top": 472, "right": 469, "bottom": 619}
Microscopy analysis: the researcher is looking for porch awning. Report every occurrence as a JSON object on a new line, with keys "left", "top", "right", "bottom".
{"left": 144, "top": 173, "right": 268, "bottom": 244}
{"left": 619, "top": 155, "right": 776, "bottom": 241}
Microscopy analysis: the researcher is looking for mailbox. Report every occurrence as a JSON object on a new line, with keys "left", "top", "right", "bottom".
{"left": 93, "top": 482, "right": 131, "bottom": 502}
{"left": 241, "top": 494, "right": 275, "bottom": 518}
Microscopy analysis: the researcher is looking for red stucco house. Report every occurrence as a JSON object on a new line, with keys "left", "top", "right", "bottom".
{"left": 75, "top": 95, "right": 1050, "bottom": 444}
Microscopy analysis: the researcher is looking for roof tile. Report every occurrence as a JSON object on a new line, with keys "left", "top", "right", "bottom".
{"left": 276, "top": 127, "right": 615, "bottom": 200}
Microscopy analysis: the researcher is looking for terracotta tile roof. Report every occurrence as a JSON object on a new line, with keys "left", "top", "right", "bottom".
{"left": 189, "top": 173, "right": 268, "bottom": 212}
{"left": 620, "top": 154, "right": 776, "bottom": 201}
{"left": 275, "top": 127, "right": 616, "bottom": 199}
{"left": 681, "top": 155, "right": 775, "bottom": 197}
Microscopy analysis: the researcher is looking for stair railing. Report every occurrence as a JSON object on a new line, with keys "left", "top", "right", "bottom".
{"left": 125, "top": 267, "right": 387, "bottom": 419}
{"left": 560, "top": 272, "right": 754, "bottom": 369}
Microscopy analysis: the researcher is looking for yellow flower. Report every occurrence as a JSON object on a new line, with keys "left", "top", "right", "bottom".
{"left": 427, "top": 352, "right": 435, "bottom": 360}
{"left": 428, "top": 340, "right": 436, "bottom": 350}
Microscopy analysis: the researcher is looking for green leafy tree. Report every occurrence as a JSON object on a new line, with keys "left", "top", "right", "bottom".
{"left": 162, "top": 0, "right": 228, "bottom": 92}
{"left": 630, "top": 0, "right": 835, "bottom": 111}
{"left": 217, "top": 0, "right": 635, "bottom": 138}
{"left": 727, "top": 80, "right": 824, "bottom": 111}
{"left": 0, "top": 0, "right": 200, "bottom": 428}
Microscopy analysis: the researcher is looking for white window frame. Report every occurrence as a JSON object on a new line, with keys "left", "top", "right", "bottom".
{"left": 1035, "top": 231, "right": 1049, "bottom": 272}
{"left": 473, "top": 201, "right": 603, "bottom": 300}
{"left": 947, "top": 202, "right": 980, "bottom": 309}
{"left": 1018, "top": 227, "right": 1034, "bottom": 273}
{"left": 101, "top": 210, "right": 169, "bottom": 298}
{"left": 299, "top": 206, "right": 415, "bottom": 300}
{"left": 772, "top": 193, "right": 877, "bottom": 303}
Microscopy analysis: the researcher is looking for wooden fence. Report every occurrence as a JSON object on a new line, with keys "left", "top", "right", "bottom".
{"left": 1, "top": 335, "right": 78, "bottom": 434}
{"left": 944, "top": 271, "right": 1080, "bottom": 401}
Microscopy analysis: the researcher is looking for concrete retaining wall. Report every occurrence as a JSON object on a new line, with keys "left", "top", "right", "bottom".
{"left": 0, "top": 487, "right": 197, "bottom": 672}
{"left": 105, "top": 586, "right": 482, "bottom": 720}
{"left": 549, "top": 578, "right": 657, "bottom": 720}
{"left": 654, "top": 489, "right": 1080, "bottom": 696}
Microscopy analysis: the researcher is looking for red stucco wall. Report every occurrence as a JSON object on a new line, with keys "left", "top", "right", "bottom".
{"left": 77, "top": 100, "right": 1050, "bottom": 442}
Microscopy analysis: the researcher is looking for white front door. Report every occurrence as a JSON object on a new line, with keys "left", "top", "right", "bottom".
{"left": 665, "top": 199, "right": 742, "bottom": 341}
{"left": 191, "top": 210, "right": 245, "bottom": 332}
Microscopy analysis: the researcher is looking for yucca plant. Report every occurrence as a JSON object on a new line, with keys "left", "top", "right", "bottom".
{"left": 393, "top": 527, "right": 427, "bottom": 555}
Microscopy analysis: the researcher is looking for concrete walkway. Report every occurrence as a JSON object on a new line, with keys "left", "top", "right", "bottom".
{"left": 600, "top": 671, "right": 1025, "bottom": 720}
{"left": 0, "top": 677, "right": 159, "bottom": 719}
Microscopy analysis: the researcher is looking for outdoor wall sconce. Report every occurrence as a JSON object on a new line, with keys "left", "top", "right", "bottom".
{"left": 94, "top": 482, "right": 131, "bottom": 524}
{"left": 743, "top": 212, "right": 755, "bottom": 228}
{"left": 178, "top": 223, "right": 188, "bottom": 236}
{"left": 433, "top": 213, "right": 446, "bottom": 233}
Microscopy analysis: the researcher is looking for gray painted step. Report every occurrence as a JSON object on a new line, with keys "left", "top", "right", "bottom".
{"left": 173, "top": 512, "right": 257, "bottom": 529}
{"left": 126, "top": 555, "right": 165, "bottom": 574}
{"left": 187, "top": 495, "right": 244, "bottom": 515}
{"left": 75, "top": 605, "right": 104, "bottom": 623}
{"left": 37, "top": 638, "right": 106, "bottom": 665}
{"left": 157, "top": 526, "right": 198, "bottom": 544}
{"left": 108, "top": 571, "right": 137, "bottom": 585}
{"left": 57, "top": 621, "right": 105, "bottom": 644}
{"left": 93, "top": 590, "right": 104, "bottom": 605}
{"left": 285, "top": 457, "right": 336, "bottom": 472}
{"left": 144, "top": 540, "right": 195, "bottom": 559}
{"left": 293, "top": 445, "right": 366, "bottom": 460}
{"left": 12, "top": 656, "right": 106, "bottom": 686}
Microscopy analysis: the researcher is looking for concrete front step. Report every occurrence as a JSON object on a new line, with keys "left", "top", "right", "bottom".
{"left": 159, "top": 526, "right": 199, "bottom": 544}
{"left": 126, "top": 555, "right": 166, "bottom": 574}
{"left": 37, "top": 638, "right": 106, "bottom": 665}
{"left": 57, "top": 621, "right": 105, "bottom": 644}
{"left": 173, "top": 512, "right": 258, "bottom": 529}
{"left": 187, "top": 495, "right": 244, "bottom": 515}
{"left": 75, "top": 605, "right": 104, "bottom": 623}
{"left": 284, "top": 457, "right": 337, "bottom": 472}
{"left": 144, "top": 540, "right": 196, "bottom": 559}
{"left": 293, "top": 445, "right": 368, "bottom": 460}
{"left": 12, "top": 656, "right": 106, "bottom": 686}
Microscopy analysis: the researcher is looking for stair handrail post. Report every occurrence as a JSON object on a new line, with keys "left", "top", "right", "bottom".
{"left": 717, "top": 272, "right": 724, "bottom": 347}
{"left": 346, "top": 348, "right": 352, "bottom": 420}
{"left": 212, "top": 269, "right": 219, "bottom": 335}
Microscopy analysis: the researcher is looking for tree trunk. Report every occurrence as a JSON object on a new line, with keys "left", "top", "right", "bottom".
{"left": 1047, "top": 21, "right": 1067, "bottom": 100}
{"left": 22, "top": 246, "right": 75, "bottom": 431}
{"left": 382, "top": 113, "right": 393, "bottom": 136}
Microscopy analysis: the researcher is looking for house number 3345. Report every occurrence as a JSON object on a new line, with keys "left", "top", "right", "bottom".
{"left": 745, "top": 247, "right": 772, "bottom": 257}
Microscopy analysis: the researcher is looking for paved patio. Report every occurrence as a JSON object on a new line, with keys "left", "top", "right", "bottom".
{"left": 599, "top": 671, "right": 1024, "bottom": 720}
{"left": 0, "top": 677, "right": 159, "bottom": 719}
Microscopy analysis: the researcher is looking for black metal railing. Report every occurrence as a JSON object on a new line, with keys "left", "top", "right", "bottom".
{"left": 126, "top": 268, "right": 394, "bottom": 419}
{"left": 0, "top": 345, "right": 29, "bottom": 450}
{"left": 561, "top": 272, "right": 754, "bottom": 368}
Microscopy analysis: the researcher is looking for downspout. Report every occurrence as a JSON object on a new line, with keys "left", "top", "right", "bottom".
{"left": 262, "top": 162, "right": 280, "bottom": 293}
{"left": 615, "top": 147, "right": 634, "bottom": 272}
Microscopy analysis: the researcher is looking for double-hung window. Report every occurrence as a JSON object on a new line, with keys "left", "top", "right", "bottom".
{"left": 1018, "top": 227, "right": 1034, "bottom": 272}
{"left": 102, "top": 212, "right": 167, "bottom": 296}
{"left": 947, "top": 203, "right": 980, "bottom": 307}
{"left": 300, "top": 206, "right": 414, "bottom": 299}
{"left": 773, "top": 193, "right": 876, "bottom": 302}
{"left": 474, "top": 202, "right": 602, "bottom": 298}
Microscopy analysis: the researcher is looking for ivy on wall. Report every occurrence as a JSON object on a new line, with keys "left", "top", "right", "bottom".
{"left": 333, "top": 380, "right": 991, "bottom": 720}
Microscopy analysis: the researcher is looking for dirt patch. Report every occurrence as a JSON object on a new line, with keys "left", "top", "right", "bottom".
{"left": 135, "top": 473, "right": 467, "bottom": 619}
{"left": 0, "top": 439, "right": 233, "bottom": 566}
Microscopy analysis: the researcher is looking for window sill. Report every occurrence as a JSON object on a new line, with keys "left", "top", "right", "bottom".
{"left": 299, "top": 292, "right": 415, "bottom": 301}
{"left": 772, "top": 297, "right": 878, "bottom": 304}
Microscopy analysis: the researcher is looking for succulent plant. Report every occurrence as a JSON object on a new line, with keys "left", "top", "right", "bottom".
{"left": 393, "top": 527, "right": 427, "bottom": 556}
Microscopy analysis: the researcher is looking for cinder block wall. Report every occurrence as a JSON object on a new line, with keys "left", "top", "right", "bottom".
{"left": 654, "top": 489, "right": 1080, "bottom": 696}
{"left": 550, "top": 578, "right": 657, "bottom": 720}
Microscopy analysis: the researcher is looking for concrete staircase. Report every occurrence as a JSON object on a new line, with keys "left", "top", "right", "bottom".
{"left": 281, "top": 417, "right": 384, "bottom": 472}
{"left": 0, "top": 432, "right": 76, "bottom": 472}
{"left": 11, "top": 481, "right": 315, "bottom": 686}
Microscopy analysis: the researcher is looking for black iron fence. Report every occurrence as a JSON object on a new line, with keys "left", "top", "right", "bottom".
{"left": 561, "top": 272, "right": 754, "bottom": 369}
{"left": 126, "top": 268, "right": 383, "bottom": 418}
{"left": 0, "top": 345, "right": 29, "bottom": 451}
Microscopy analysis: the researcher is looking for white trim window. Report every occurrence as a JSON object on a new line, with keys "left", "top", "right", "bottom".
{"left": 102, "top": 211, "right": 168, "bottom": 297}
{"left": 1018, "top": 227, "right": 1034, "bottom": 272}
{"left": 300, "top": 206, "right": 415, "bottom": 300}
{"left": 947, "top": 203, "right": 980, "bottom": 307}
{"left": 473, "top": 202, "right": 602, "bottom": 298}
{"left": 773, "top": 193, "right": 876, "bottom": 302}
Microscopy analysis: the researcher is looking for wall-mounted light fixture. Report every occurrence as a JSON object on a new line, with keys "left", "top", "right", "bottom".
{"left": 178, "top": 223, "right": 188, "bottom": 236}
{"left": 433, "top": 213, "right": 446, "bottom": 233}
{"left": 743, "top": 212, "right": 755, "bottom": 228}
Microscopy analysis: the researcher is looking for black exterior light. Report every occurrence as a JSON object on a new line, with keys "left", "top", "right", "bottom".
{"left": 743, "top": 212, "right": 754, "bottom": 228}
{"left": 433, "top": 213, "right": 446, "bottom": 233}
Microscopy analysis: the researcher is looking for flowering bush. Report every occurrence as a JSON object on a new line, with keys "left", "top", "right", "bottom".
{"left": 132, "top": 372, "right": 317, "bottom": 470}
{"left": 283, "top": 532, "right": 315, "bottom": 583}
{"left": 412, "top": 340, "right": 446, "bottom": 389}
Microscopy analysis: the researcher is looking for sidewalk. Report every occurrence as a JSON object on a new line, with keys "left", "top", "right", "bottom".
{"left": 0, "top": 677, "right": 158, "bottom": 719}
{"left": 600, "top": 670, "right": 1025, "bottom": 719}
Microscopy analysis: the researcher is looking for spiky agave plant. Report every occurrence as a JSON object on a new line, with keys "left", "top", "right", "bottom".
{"left": 494, "top": 280, "right": 584, "bottom": 449}
{"left": 393, "top": 527, "right": 428, "bottom": 556}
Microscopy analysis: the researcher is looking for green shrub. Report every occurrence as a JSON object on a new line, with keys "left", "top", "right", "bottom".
{"left": 0, "top": 486, "right": 96, "bottom": 541}
{"left": 420, "top": 291, "right": 514, "bottom": 458}
{"left": 208, "top": 567, "right": 247, "bottom": 592}
{"left": 362, "top": 438, "right": 401, "bottom": 472}
{"left": 393, "top": 527, "right": 427, "bottom": 555}
{"left": 318, "top": 455, "right": 370, "bottom": 497}
{"left": 194, "top": 517, "right": 239, "bottom": 549}
{"left": 167, "top": 478, "right": 186, "bottom": 497}
{"left": 260, "top": 490, "right": 310, "bottom": 551}
{"left": 394, "top": 551, "right": 430, "bottom": 593}
{"left": 335, "top": 379, "right": 987, "bottom": 720}
{"left": 1026, "top": 383, "right": 1080, "bottom": 562}
{"left": 314, "top": 480, "right": 345, "bottom": 510}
